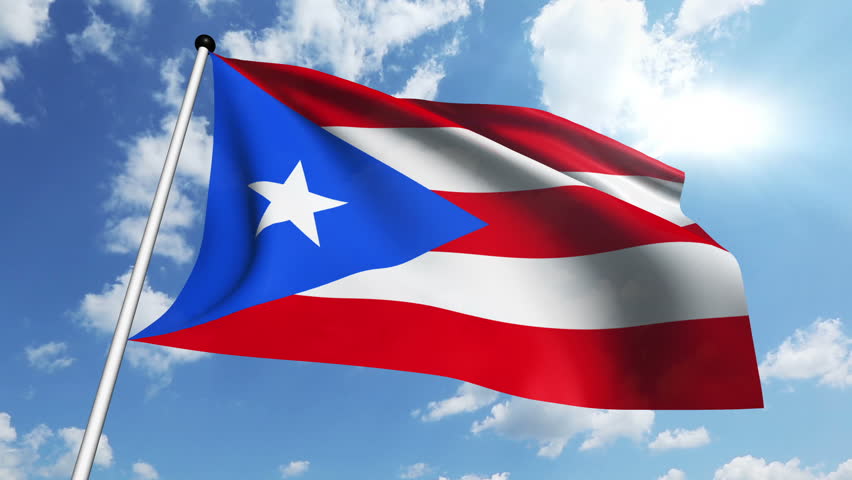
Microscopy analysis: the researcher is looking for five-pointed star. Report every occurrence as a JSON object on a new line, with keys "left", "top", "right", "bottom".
{"left": 248, "top": 161, "right": 347, "bottom": 246}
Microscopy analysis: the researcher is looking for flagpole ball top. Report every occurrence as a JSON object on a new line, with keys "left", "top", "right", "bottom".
{"left": 195, "top": 34, "right": 216, "bottom": 52}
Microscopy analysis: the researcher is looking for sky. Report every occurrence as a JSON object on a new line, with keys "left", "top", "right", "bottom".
{"left": 1, "top": 0, "right": 852, "bottom": 479}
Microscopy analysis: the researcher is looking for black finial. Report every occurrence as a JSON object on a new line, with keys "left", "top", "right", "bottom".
{"left": 195, "top": 34, "right": 216, "bottom": 53}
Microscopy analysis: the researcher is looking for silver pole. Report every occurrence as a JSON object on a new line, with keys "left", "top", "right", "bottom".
{"left": 71, "top": 35, "right": 216, "bottom": 480}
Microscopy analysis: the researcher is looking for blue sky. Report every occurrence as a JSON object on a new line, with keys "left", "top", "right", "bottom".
{"left": 2, "top": 0, "right": 851, "bottom": 479}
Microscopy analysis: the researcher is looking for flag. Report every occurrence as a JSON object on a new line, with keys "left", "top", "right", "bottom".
{"left": 131, "top": 54, "right": 763, "bottom": 410}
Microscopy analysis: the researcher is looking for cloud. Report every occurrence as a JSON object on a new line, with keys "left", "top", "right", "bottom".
{"left": 713, "top": 456, "right": 852, "bottom": 480}
{"left": 67, "top": 10, "right": 118, "bottom": 62}
{"left": 25, "top": 342, "right": 75, "bottom": 372}
{"left": 760, "top": 318, "right": 852, "bottom": 388}
{"left": 0, "top": 413, "right": 16, "bottom": 443}
{"left": 91, "top": 0, "right": 151, "bottom": 18}
{"left": 417, "top": 383, "right": 499, "bottom": 422}
{"left": 675, "top": 0, "right": 764, "bottom": 37}
{"left": 0, "top": 56, "right": 23, "bottom": 124}
{"left": 0, "top": 413, "right": 114, "bottom": 479}
{"left": 39, "top": 427, "right": 114, "bottom": 477}
{"left": 105, "top": 54, "right": 213, "bottom": 263}
{"left": 193, "top": 0, "right": 232, "bottom": 15}
{"left": 459, "top": 474, "right": 510, "bottom": 480}
{"left": 76, "top": 268, "right": 208, "bottom": 391}
{"left": 470, "top": 398, "right": 654, "bottom": 457}
{"left": 222, "top": 0, "right": 482, "bottom": 82}
{"left": 132, "top": 461, "right": 159, "bottom": 480}
{"left": 401, "top": 462, "right": 430, "bottom": 478}
{"left": 527, "top": 0, "right": 768, "bottom": 158}
{"left": 659, "top": 468, "right": 687, "bottom": 480}
{"left": 648, "top": 427, "right": 710, "bottom": 451}
{"left": 0, "top": 0, "right": 55, "bottom": 48}
{"left": 280, "top": 460, "right": 310, "bottom": 478}
{"left": 395, "top": 34, "right": 462, "bottom": 100}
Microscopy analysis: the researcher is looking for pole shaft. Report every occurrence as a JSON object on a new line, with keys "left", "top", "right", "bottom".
{"left": 71, "top": 46, "right": 211, "bottom": 480}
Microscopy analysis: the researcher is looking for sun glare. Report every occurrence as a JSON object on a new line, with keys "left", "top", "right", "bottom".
{"left": 647, "top": 89, "right": 772, "bottom": 157}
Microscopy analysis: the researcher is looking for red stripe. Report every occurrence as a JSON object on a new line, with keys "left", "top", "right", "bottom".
{"left": 134, "top": 295, "right": 763, "bottom": 410}
{"left": 408, "top": 100, "right": 684, "bottom": 182}
{"left": 217, "top": 55, "right": 684, "bottom": 182}
{"left": 435, "top": 186, "right": 721, "bottom": 257}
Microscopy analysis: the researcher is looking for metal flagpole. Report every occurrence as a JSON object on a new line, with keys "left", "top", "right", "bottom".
{"left": 70, "top": 34, "right": 216, "bottom": 480}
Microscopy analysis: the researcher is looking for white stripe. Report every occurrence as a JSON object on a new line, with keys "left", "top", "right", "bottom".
{"left": 301, "top": 243, "right": 747, "bottom": 330}
{"left": 324, "top": 126, "right": 693, "bottom": 226}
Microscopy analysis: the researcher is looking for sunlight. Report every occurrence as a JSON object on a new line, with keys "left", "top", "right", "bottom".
{"left": 645, "top": 89, "right": 773, "bottom": 157}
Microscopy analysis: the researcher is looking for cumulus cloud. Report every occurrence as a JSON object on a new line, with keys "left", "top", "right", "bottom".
{"left": 528, "top": 0, "right": 768, "bottom": 157}
{"left": 76, "top": 268, "right": 208, "bottom": 391}
{"left": 132, "top": 461, "right": 159, "bottom": 480}
{"left": 0, "top": 413, "right": 115, "bottom": 479}
{"left": 25, "top": 342, "right": 75, "bottom": 372}
{"left": 713, "top": 456, "right": 852, "bottom": 480}
{"left": 417, "top": 382, "right": 499, "bottom": 422}
{"left": 675, "top": 0, "right": 764, "bottom": 37}
{"left": 0, "top": 0, "right": 55, "bottom": 48}
{"left": 659, "top": 468, "right": 687, "bottom": 480}
{"left": 280, "top": 460, "right": 310, "bottom": 478}
{"left": 222, "top": 0, "right": 482, "bottom": 82}
{"left": 67, "top": 10, "right": 118, "bottom": 62}
{"left": 470, "top": 398, "right": 654, "bottom": 457}
{"left": 401, "top": 462, "right": 430, "bottom": 478}
{"left": 0, "top": 56, "right": 23, "bottom": 124}
{"left": 105, "top": 54, "right": 213, "bottom": 263}
{"left": 648, "top": 427, "right": 710, "bottom": 451}
{"left": 760, "top": 318, "right": 852, "bottom": 388}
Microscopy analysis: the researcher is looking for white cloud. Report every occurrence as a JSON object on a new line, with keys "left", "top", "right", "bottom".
{"left": 39, "top": 427, "right": 113, "bottom": 478}
{"left": 222, "top": 0, "right": 482, "bottom": 82}
{"left": 648, "top": 427, "right": 710, "bottom": 451}
{"left": 760, "top": 318, "right": 852, "bottom": 388}
{"left": 0, "top": 0, "right": 55, "bottom": 48}
{"left": 528, "top": 0, "right": 701, "bottom": 135}
{"left": 395, "top": 34, "right": 462, "bottom": 100}
{"left": 0, "top": 413, "right": 16, "bottom": 443}
{"left": 714, "top": 456, "right": 852, "bottom": 480}
{"left": 76, "top": 268, "right": 208, "bottom": 391}
{"left": 193, "top": 0, "right": 231, "bottom": 15}
{"left": 401, "top": 462, "right": 430, "bottom": 478}
{"left": 395, "top": 57, "right": 446, "bottom": 100}
{"left": 105, "top": 55, "right": 213, "bottom": 263}
{"left": 92, "top": 0, "right": 151, "bottom": 18}
{"left": 659, "top": 468, "right": 687, "bottom": 480}
{"left": 459, "top": 474, "right": 510, "bottom": 480}
{"left": 528, "top": 0, "right": 769, "bottom": 158}
{"left": 25, "top": 342, "right": 75, "bottom": 372}
{"left": 132, "top": 461, "right": 160, "bottom": 480}
{"left": 0, "top": 56, "right": 23, "bottom": 124}
{"left": 675, "top": 0, "right": 764, "bottom": 37}
{"left": 418, "top": 383, "right": 499, "bottom": 422}
{"left": 67, "top": 10, "right": 118, "bottom": 62}
{"left": 280, "top": 460, "right": 310, "bottom": 478}
{"left": 0, "top": 413, "right": 114, "bottom": 479}
{"left": 470, "top": 397, "right": 653, "bottom": 457}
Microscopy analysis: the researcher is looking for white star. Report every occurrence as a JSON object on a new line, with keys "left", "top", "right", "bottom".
{"left": 248, "top": 161, "right": 347, "bottom": 246}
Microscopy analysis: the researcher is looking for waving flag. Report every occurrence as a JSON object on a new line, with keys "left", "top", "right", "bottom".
{"left": 131, "top": 54, "right": 763, "bottom": 410}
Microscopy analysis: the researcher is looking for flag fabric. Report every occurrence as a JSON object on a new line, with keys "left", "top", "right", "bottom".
{"left": 130, "top": 54, "right": 763, "bottom": 410}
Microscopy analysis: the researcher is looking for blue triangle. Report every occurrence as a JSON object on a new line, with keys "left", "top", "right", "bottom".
{"left": 133, "top": 57, "right": 485, "bottom": 339}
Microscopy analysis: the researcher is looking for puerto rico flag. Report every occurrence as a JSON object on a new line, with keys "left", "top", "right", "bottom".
{"left": 130, "top": 54, "right": 763, "bottom": 410}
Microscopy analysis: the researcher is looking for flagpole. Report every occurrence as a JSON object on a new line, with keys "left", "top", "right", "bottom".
{"left": 70, "top": 35, "right": 216, "bottom": 480}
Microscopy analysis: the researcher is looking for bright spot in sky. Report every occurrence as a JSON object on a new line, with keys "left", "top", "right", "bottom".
{"left": 643, "top": 89, "right": 772, "bottom": 157}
